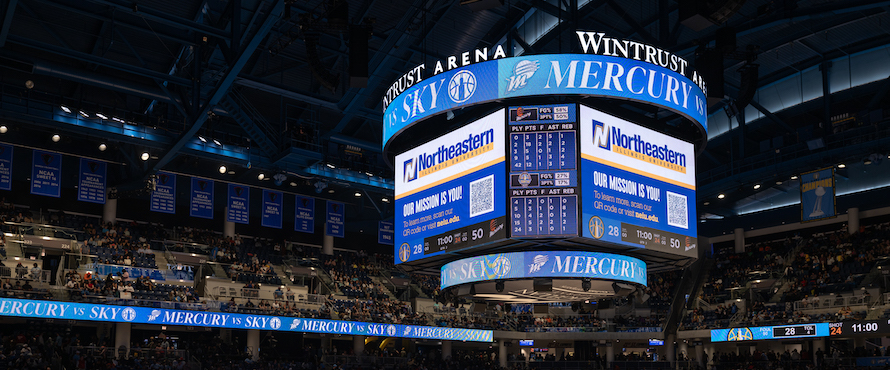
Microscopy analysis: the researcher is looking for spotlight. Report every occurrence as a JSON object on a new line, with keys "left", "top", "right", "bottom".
{"left": 703, "top": 201, "right": 710, "bottom": 206}
{"left": 354, "top": 192, "right": 361, "bottom": 197}
{"left": 864, "top": 158, "right": 872, "bottom": 165}
{"left": 219, "top": 165, "right": 227, "bottom": 174}
{"left": 326, "top": 163, "right": 336, "bottom": 169}
{"left": 791, "top": 175, "right": 799, "bottom": 180}
{"left": 96, "top": 113, "right": 109, "bottom": 120}
{"left": 717, "top": 194, "right": 725, "bottom": 199}
{"left": 141, "top": 152, "right": 150, "bottom": 161}
{"left": 198, "top": 136, "right": 207, "bottom": 143}
{"left": 0, "top": 125, "right": 7, "bottom": 134}
{"left": 381, "top": 197, "right": 389, "bottom": 203}
{"left": 60, "top": 105, "right": 71, "bottom": 113}
{"left": 99, "top": 143, "right": 107, "bottom": 151}
{"left": 257, "top": 173, "right": 265, "bottom": 180}
{"left": 112, "top": 117, "right": 125, "bottom": 123}
{"left": 753, "top": 184, "right": 761, "bottom": 190}
{"left": 838, "top": 163, "right": 846, "bottom": 168}
{"left": 212, "top": 139, "right": 222, "bottom": 146}
{"left": 79, "top": 111, "right": 89, "bottom": 118}
{"left": 289, "top": 182, "right": 297, "bottom": 187}
{"left": 328, "top": 189, "right": 335, "bottom": 194}
{"left": 51, "top": 134, "right": 61, "bottom": 142}
{"left": 776, "top": 180, "right": 783, "bottom": 185}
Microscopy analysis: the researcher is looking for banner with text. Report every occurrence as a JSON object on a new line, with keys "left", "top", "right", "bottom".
{"left": 262, "top": 190, "right": 283, "bottom": 228}
{"left": 800, "top": 167, "right": 836, "bottom": 223}
{"left": 190, "top": 177, "right": 214, "bottom": 219}
{"left": 379, "top": 221, "right": 394, "bottom": 245}
{"left": 77, "top": 158, "right": 106, "bottom": 204}
{"left": 325, "top": 201, "right": 345, "bottom": 237}
{"left": 0, "top": 297, "right": 492, "bottom": 342}
{"left": 294, "top": 195, "right": 314, "bottom": 233}
{"left": 226, "top": 184, "right": 250, "bottom": 224}
{"left": 150, "top": 172, "right": 176, "bottom": 214}
{"left": 0, "top": 144, "right": 12, "bottom": 191}
{"left": 31, "top": 150, "right": 61, "bottom": 197}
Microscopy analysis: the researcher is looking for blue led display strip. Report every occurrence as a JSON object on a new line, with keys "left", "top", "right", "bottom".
{"left": 711, "top": 323, "right": 830, "bottom": 342}
{"left": 0, "top": 298, "right": 493, "bottom": 342}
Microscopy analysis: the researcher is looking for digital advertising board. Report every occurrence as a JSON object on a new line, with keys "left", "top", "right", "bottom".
{"left": 394, "top": 109, "right": 507, "bottom": 264}
{"left": 579, "top": 106, "right": 697, "bottom": 258}
{"left": 508, "top": 104, "right": 579, "bottom": 238}
{"left": 440, "top": 251, "right": 647, "bottom": 289}
{"left": 712, "top": 323, "right": 830, "bottom": 342}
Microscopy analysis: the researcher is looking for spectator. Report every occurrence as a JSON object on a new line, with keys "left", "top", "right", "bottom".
{"left": 274, "top": 286, "right": 284, "bottom": 300}
{"left": 15, "top": 262, "right": 26, "bottom": 279}
{"left": 286, "top": 287, "right": 295, "bottom": 301}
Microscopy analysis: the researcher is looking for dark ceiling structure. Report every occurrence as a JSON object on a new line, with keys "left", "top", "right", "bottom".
{"left": 1, "top": 0, "right": 889, "bottom": 236}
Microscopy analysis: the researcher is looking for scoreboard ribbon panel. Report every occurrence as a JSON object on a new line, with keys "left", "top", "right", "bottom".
{"left": 395, "top": 109, "right": 507, "bottom": 264}
{"left": 579, "top": 106, "right": 698, "bottom": 258}
{"left": 509, "top": 104, "right": 579, "bottom": 238}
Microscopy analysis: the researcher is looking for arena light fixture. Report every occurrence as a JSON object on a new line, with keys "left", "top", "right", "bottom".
{"left": 753, "top": 184, "right": 761, "bottom": 190}
{"left": 218, "top": 165, "right": 227, "bottom": 174}
{"left": 212, "top": 139, "right": 222, "bottom": 146}
{"left": 99, "top": 143, "right": 107, "bottom": 151}
{"left": 141, "top": 152, "right": 150, "bottom": 161}
{"left": 51, "top": 134, "right": 61, "bottom": 142}
{"left": 96, "top": 113, "right": 109, "bottom": 120}
{"left": 257, "top": 173, "right": 265, "bottom": 180}
{"left": 790, "top": 175, "right": 798, "bottom": 180}
{"left": 717, "top": 194, "right": 725, "bottom": 199}
{"left": 79, "top": 110, "right": 90, "bottom": 118}
{"left": 838, "top": 163, "right": 846, "bottom": 168}
{"left": 60, "top": 105, "right": 72, "bottom": 113}
{"left": 0, "top": 125, "right": 7, "bottom": 134}
{"left": 354, "top": 191, "right": 361, "bottom": 197}
{"left": 198, "top": 136, "right": 207, "bottom": 143}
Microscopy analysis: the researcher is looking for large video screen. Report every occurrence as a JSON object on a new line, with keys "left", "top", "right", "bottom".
{"left": 579, "top": 106, "right": 698, "bottom": 257}
{"left": 394, "top": 109, "right": 507, "bottom": 264}
{"left": 508, "top": 104, "right": 579, "bottom": 238}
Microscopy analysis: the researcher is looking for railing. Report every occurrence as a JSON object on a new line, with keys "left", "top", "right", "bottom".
{"left": 321, "top": 355, "right": 409, "bottom": 367}
{"left": 1, "top": 267, "right": 52, "bottom": 283}
{"left": 68, "top": 345, "right": 190, "bottom": 361}
{"left": 792, "top": 294, "right": 873, "bottom": 311}
{"left": 508, "top": 360, "right": 604, "bottom": 370}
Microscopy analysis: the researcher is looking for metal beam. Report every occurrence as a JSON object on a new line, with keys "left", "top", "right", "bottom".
{"left": 0, "top": 0, "right": 18, "bottom": 47}
{"left": 604, "top": 0, "right": 657, "bottom": 45}
{"left": 83, "top": 0, "right": 229, "bottom": 41}
{"left": 151, "top": 0, "right": 284, "bottom": 172}
{"left": 749, "top": 100, "right": 794, "bottom": 134}
{"left": 7, "top": 35, "right": 193, "bottom": 86}
{"left": 510, "top": 28, "right": 536, "bottom": 54}
{"left": 19, "top": 1, "right": 70, "bottom": 48}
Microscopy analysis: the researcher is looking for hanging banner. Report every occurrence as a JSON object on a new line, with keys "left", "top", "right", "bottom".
{"left": 295, "top": 195, "right": 315, "bottom": 233}
{"left": 801, "top": 167, "right": 836, "bottom": 223}
{"left": 0, "top": 144, "right": 12, "bottom": 191}
{"left": 262, "top": 189, "right": 283, "bottom": 228}
{"left": 190, "top": 177, "right": 214, "bottom": 219}
{"left": 150, "top": 172, "right": 176, "bottom": 214}
{"left": 31, "top": 150, "right": 61, "bottom": 197}
{"left": 226, "top": 184, "right": 250, "bottom": 224}
{"left": 325, "top": 201, "right": 345, "bottom": 238}
{"left": 378, "top": 221, "right": 394, "bottom": 245}
{"left": 77, "top": 158, "right": 106, "bottom": 204}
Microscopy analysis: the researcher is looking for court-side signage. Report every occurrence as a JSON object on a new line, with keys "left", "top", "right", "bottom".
{"left": 0, "top": 298, "right": 493, "bottom": 342}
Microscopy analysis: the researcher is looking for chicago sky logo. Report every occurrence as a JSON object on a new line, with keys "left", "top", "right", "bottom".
{"left": 528, "top": 254, "right": 548, "bottom": 274}
{"left": 269, "top": 317, "right": 282, "bottom": 330}
{"left": 121, "top": 307, "right": 137, "bottom": 322}
{"left": 448, "top": 70, "right": 476, "bottom": 103}
{"left": 506, "top": 60, "right": 539, "bottom": 93}
{"left": 386, "top": 325, "right": 397, "bottom": 337}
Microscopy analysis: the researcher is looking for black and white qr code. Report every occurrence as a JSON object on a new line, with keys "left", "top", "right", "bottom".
{"left": 469, "top": 174, "right": 495, "bottom": 217}
{"left": 666, "top": 191, "right": 688, "bottom": 229}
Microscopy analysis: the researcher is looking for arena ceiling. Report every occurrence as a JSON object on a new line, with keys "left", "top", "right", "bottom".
{"left": 0, "top": 0, "right": 889, "bottom": 233}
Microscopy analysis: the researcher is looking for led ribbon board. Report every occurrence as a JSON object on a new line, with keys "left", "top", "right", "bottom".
{"left": 440, "top": 251, "right": 647, "bottom": 289}
{"left": 383, "top": 54, "right": 708, "bottom": 151}
{"left": 0, "top": 298, "right": 493, "bottom": 342}
{"left": 711, "top": 323, "right": 830, "bottom": 342}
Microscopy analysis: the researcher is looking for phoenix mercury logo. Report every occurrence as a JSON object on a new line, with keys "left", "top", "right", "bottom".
{"left": 148, "top": 310, "right": 161, "bottom": 322}
{"left": 505, "top": 60, "right": 539, "bottom": 93}
{"left": 290, "top": 319, "right": 301, "bottom": 330}
{"left": 528, "top": 254, "right": 548, "bottom": 274}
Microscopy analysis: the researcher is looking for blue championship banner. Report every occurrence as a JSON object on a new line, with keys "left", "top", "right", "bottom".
{"left": 440, "top": 251, "right": 647, "bottom": 289}
{"left": 325, "top": 201, "right": 345, "bottom": 237}
{"left": 378, "top": 221, "right": 394, "bottom": 245}
{"left": 0, "top": 297, "right": 493, "bottom": 342}
{"left": 0, "top": 144, "right": 12, "bottom": 191}
{"left": 150, "top": 172, "right": 176, "bottom": 214}
{"left": 190, "top": 177, "right": 214, "bottom": 219}
{"left": 77, "top": 158, "right": 106, "bottom": 204}
{"left": 294, "top": 195, "right": 314, "bottom": 233}
{"left": 31, "top": 150, "right": 61, "bottom": 197}
{"left": 800, "top": 167, "right": 836, "bottom": 223}
{"left": 261, "top": 189, "right": 283, "bottom": 229}
{"left": 226, "top": 184, "right": 250, "bottom": 224}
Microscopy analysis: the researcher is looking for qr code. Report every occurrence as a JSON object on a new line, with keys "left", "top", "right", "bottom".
{"left": 470, "top": 174, "right": 495, "bottom": 217}
{"left": 666, "top": 191, "right": 688, "bottom": 229}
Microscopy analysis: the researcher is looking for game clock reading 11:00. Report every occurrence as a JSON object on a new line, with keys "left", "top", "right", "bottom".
{"left": 829, "top": 320, "right": 890, "bottom": 336}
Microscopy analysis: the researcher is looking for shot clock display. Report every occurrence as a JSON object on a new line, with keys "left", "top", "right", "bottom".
{"left": 829, "top": 320, "right": 890, "bottom": 336}
{"left": 508, "top": 104, "right": 579, "bottom": 238}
